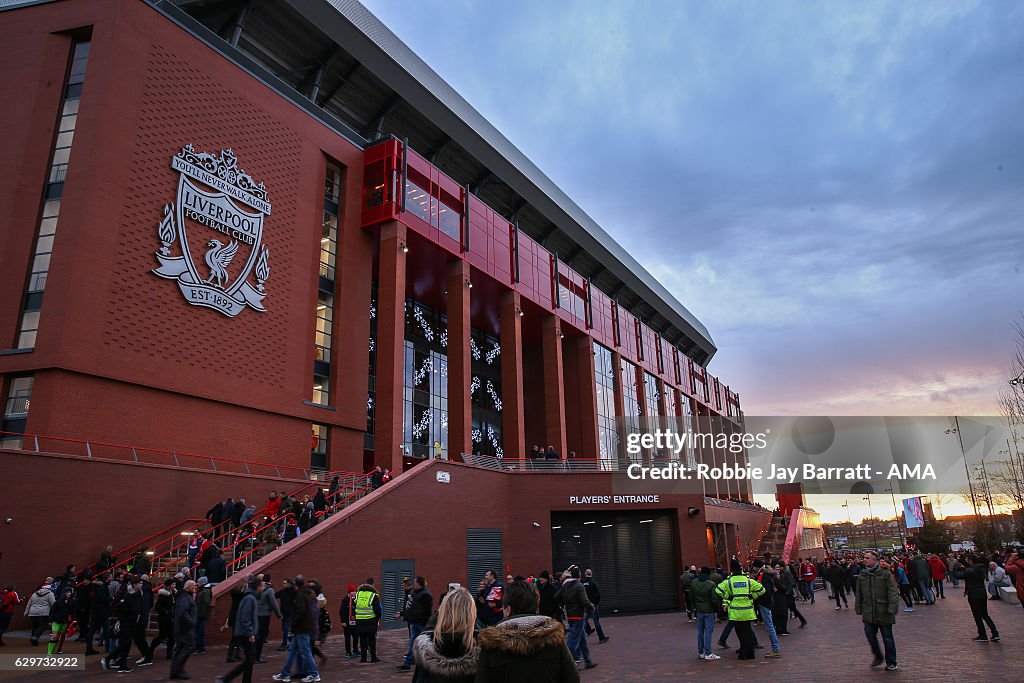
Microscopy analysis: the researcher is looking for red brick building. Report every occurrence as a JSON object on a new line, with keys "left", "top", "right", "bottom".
{"left": 0, "top": 0, "right": 768, "bottom": 618}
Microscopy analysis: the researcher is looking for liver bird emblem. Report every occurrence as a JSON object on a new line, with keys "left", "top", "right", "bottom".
{"left": 203, "top": 239, "right": 239, "bottom": 288}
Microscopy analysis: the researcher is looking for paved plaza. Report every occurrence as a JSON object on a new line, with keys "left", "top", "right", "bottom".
{"left": 3, "top": 588, "right": 1020, "bottom": 682}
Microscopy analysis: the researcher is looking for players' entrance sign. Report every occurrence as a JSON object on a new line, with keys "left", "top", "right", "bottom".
{"left": 153, "top": 145, "right": 271, "bottom": 317}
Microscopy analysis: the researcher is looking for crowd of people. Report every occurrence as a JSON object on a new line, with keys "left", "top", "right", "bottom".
{"left": 679, "top": 546, "right": 1024, "bottom": 672}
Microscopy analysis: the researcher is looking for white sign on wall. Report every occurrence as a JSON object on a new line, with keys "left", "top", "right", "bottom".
{"left": 153, "top": 145, "right": 271, "bottom": 317}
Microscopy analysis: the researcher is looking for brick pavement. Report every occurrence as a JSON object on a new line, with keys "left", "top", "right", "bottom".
{"left": 2, "top": 588, "right": 1020, "bottom": 682}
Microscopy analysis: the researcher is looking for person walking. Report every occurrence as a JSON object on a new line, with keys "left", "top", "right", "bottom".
{"left": 928, "top": 554, "right": 947, "bottom": 600}
{"left": 255, "top": 572, "right": 283, "bottom": 663}
{"left": 964, "top": 556, "right": 999, "bottom": 642}
{"left": 0, "top": 584, "right": 20, "bottom": 647}
{"left": 855, "top": 551, "right": 899, "bottom": 671}
{"left": 170, "top": 579, "right": 197, "bottom": 680}
{"left": 908, "top": 552, "right": 934, "bottom": 605}
{"left": 398, "top": 576, "right": 433, "bottom": 671}
{"left": 895, "top": 562, "right": 914, "bottom": 612}
{"left": 193, "top": 576, "right": 211, "bottom": 655}
{"left": 714, "top": 559, "right": 765, "bottom": 661}
{"left": 778, "top": 563, "right": 807, "bottom": 628}
{"left": 581, "top": 569, "right": 609, "bottom": 644}
{"left": 218, "top": 577, "right": 261, "bottom": 683}
{"left": 24, "top": 582, "right": 55, "bottom": 646}
{"left": 273, "top": 575, "right": 320, "bottom": 681}
{"left": 770, "top": 563, "right": 790, "bottom": 636}
{"left": 411, "top": 586, "right": 479, "bottom": 683}
{"left": 554, "top": 565, "right": 597, "bottom": 669}
{"left": 690, "top": 567, "right": 720, "bottom": 661}
{"left": 680, "top": 565, "right": 696, "bottom": 622}
{"left": 146, "top": 579, "right": 177, "bottom": 662}
{"left": 827, "top": 561, "right": 848, "bottom": 609}
{"left": 752, "top": 561, "right": 781, "bottom": 658}
{"left": 475, "top": 579, "right": 579, "bottom": 682}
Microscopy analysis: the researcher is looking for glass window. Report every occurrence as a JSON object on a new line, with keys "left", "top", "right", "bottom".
{"left": 311, "top": 423, "right": 328, "bottom": 471}
{"left": 403, "top": 300, "right": 449, "bottom": 459}
{"left": 620, "top": 358, "right": 641, "bottom": 462}
{"left": 14, "top": 41, "right": 88, "bottom": 348}
{"left": 594, "top": 343, "right": 619, "bottom": 464}
{"left": 3, "top": 376, "right": 33, "bottom": 419}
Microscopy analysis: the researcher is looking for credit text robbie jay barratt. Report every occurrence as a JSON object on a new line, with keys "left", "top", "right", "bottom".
{"left": 625, "top": 462, "right": 937, "bottom": 483}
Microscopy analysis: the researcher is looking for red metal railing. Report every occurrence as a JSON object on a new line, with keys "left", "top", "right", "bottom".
{"left": 0, "top": 430, "right": 322, "bottom": 481}
{"left": 74, "top": 469, "right": 368, "bottom": 584}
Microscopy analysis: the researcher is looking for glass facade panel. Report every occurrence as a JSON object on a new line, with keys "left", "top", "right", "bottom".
{"left": 365, "top": 283, "right": 377, "bottom": 450}
{"left": 470, "top": 329, "right": 502, "bottom": 458}
{"left": 403, "top": 300, "right": 448, "bottom": 459}
{"left": 620, "top": 358, "right": 641, "bottom": 462}
{"left": 312, "top": 161, "right": 341, "bottom": 406}
{"left": 1, "top": 375, "right": 34, "bottom": 448}
{"left": 594, "top": 343, "right": 619, "bottom": 462}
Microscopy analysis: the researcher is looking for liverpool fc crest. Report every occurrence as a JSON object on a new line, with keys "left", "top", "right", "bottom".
{"left": 153, "top": 145, "right": 271, "bottom": 317}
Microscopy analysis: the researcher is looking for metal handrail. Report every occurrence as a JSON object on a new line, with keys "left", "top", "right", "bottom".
{"left": 0, "top": 429, "right": 319, "bottom": 480}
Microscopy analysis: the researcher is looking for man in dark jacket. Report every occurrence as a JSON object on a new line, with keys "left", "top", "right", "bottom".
{"left": 221, "top": 578, "right": 261, "bottom": 683}
{"left": 399, "top": 576, "right": 434, "bottom": 670}
{"left": 84, "top": 573, "right": 111, "bottom": 656}
{"left": 908, "top": 553, "right": 934, "bottom": 604}
{"left": 690, "top": 567, "right": 720, "bottom": 660}
{"left": 827, "top": 561, "right": 849, "bottom": 609}
{"left": 855, "top": 551, "right": 899, "bottom": 671}
{"left": 104, "top": 575, "right": 149, "bottom": 673}
{"left": 145, "top": 579, "right": 176, "bottom": 663}
{"left": 581, "top": 569, "right": 609, "bottom": 643}
{"left": 170, "top": 580, "right": 197, "bottom": 679}
{"left": 276, "top": 575, "right": 320, "bottom": 679}
{"left": 476, "top": 579, "right": 579, "bottom": 682}
{"left": 206, "top": 500, "right": 225, "bottom": 531}
{"left": 477, "top": 571, "right": 504, "bottom": 627}
{"left": 535, "top": 571, "right": 560, "bottom": 620}
{"left": 964, "top": 556, "right": 999, "bottom": 641}
{"left": 194, "top": 576, "right": 212, "bottom": 654}
{"left": 680, "top": 565, "right": 696, "bottom": 622}
{"left": 276, "top": 577, "right": 296, "bottom": 651}
{"left": 205, "top": 550, "right": 227, "bottom": 585}
{"left": 554, "top": 566, "right": 596, "bottom": 669}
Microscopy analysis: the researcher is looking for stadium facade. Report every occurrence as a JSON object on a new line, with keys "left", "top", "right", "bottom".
{"left": 0, "top": 0, "right": 771, "bottom": 617}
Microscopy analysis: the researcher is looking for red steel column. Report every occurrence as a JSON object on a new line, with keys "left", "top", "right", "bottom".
{"left": 447, "top": 260, "right": 472, "bottom": 461}
{"left": 500, "top": 291, "right": 525, "bottom": 465}
{"left": 541, "top": 315, "right": 567, "bottom": 458}
{"left": 656, "top": 379, "right": 669, "bottom": 462}
{"left": 376, "top": 222, "right": 407, "bottom": 473}
{"left": 574, "top": 335, "right": 600, "bottom": 460}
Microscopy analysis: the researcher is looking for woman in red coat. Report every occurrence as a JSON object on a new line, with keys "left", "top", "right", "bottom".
{"left": 1005, "top": 550, "right": 1024, "bottom": 611}
{"left": 928, "top": 554, "right": 947, "bottom": 599}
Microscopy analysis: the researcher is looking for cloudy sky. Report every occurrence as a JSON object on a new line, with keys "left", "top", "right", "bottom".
{"left": 362, "top": 0, "right": 1022, "bottom": 423}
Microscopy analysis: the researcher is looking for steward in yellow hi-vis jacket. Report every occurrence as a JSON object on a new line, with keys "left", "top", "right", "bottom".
{"left": 715, "top": 559, "right": 766, "bottom": 660}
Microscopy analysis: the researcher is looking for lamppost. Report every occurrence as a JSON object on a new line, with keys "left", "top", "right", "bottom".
{"left": 946, "top": 418, "right": 982, "bottom": 526}
{"left": 885, "top": 486, "right": 906, "bottom": 551}
{"left": 863, "top": 495, "right": 879, "bottom": 550}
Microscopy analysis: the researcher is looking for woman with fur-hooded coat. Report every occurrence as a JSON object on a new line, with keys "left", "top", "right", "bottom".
{"left": 473, "top": 579, "right": 578, "bottom": 683}
{"left": 412, "top": 587, "right": 478, "bottom": 683}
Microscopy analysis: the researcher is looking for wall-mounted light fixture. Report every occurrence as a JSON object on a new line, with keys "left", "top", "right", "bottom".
{"left": 400, "top": 242, "right": 409, "bottom": 253}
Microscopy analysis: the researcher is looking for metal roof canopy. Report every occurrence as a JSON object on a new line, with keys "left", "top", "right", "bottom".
{"left": 292, "top": 0, "right": 716, "bottom": 364}
{"left": 6, "top": 0, "right": 719, "bottom": 364}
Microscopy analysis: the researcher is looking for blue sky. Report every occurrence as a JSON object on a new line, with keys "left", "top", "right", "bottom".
{"left": 362, "top": 0, "right": 1023, "bottom": 418}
